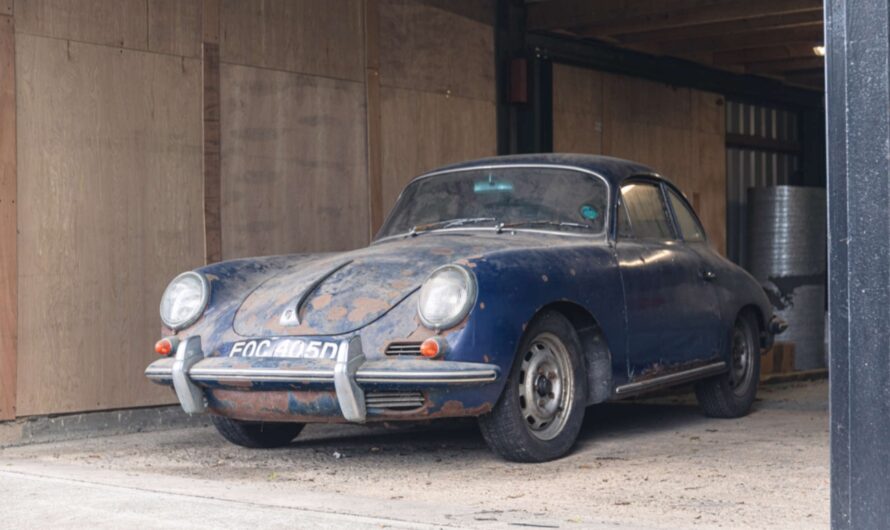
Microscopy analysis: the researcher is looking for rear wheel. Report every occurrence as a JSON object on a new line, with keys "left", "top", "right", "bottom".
{"left": 211, "top": 416, "right": 304, "bottom": 448}
{"left": 695, "top": 313, "right": 760, "bottom": 418}
{"left": 479, "top": 311, "right": 587, "bottom": 462}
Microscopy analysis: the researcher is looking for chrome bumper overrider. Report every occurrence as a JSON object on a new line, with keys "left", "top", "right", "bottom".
{"left": 145, "top": 336, "right": 500, "bottom": 423}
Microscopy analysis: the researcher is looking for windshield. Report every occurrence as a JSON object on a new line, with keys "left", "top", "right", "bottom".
{"left": 376, "top": 167, "right": 609, "bottom": 239}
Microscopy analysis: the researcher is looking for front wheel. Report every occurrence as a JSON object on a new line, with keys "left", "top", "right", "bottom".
{"left": 695, "top": 313, "right": 761, "bottom": 418}
{"left": 211, "top": 416, "right": 304, "bottom": 448}
{"left": 479, "top": 311, "right": 588, "bottom": 462}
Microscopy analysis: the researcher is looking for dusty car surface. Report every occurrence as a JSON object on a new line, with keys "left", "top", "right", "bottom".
{"left": 146, "top": 154, "right": 785, "bottom": 462}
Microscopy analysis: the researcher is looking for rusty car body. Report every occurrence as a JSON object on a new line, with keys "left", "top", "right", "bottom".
{"left": 145, "top": 154, "right": 784, "bottom": 462}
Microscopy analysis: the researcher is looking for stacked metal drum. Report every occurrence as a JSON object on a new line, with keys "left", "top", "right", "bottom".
{"left": 746, "top": 186, "right": 826, "bottom": 370}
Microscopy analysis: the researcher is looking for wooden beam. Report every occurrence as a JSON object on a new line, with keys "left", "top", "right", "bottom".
{"left": 714, "top": 43, "right": 823, "bottom": 65}
{"left": 365, "top": 0, "right": 383, "bottom": 238}
{"left": 746, "top": 56, "right": 824, "bottom": 74}
{"left": 650, "top": 25, "right": 824, "bottom": 54}
{"left": 203, "top": 0, "right": 222, "bottom": 263}
{"left": 0, "top": 15, "right": 16, "bottom": 421}
{"left": 530, "top": 0, "right": 822, "bottom": 35}
{"left": 612, "top": 10, "right": 823, "bottom": 44}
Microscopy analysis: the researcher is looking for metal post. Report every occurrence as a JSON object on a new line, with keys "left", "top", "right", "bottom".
{"left": 826, "top": 0, "right": 890, "bottom": 527}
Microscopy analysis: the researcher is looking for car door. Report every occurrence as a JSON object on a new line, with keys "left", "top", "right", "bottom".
{"left": 614, "top": 179, "right": 722, "bottom": 381}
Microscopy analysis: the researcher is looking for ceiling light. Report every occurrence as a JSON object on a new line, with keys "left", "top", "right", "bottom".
{"left": 813, "top": 45, "right": 826, "bottom": 57}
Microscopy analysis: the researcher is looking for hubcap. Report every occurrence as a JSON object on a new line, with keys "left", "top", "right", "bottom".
{"left": 517, "top": 332, "right": 574, "bottom": 441}
{"left": 729, "top": 323, "right": 754, "bottom": 395}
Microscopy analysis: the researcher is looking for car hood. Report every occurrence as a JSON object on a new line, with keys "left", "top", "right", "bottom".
{"left": 233, "top": 231, "right": 598, "bottom": 337}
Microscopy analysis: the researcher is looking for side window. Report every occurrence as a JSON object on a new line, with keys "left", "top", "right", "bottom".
{"left": 619, "top": 182, "right": 675, "bottom": 240}
{"left": 666, "top": 189, "right": 706, "bottom": 242}
{"left": 616, "top": 198, "right": 633, "bottom": 238}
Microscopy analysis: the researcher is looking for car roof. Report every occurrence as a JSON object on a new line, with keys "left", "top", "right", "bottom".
{"left": 416, "top": 153, "right": 662, "bottom": 189}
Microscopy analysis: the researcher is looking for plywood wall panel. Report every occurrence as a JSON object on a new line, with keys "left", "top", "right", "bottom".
{"left": 380, "top": 87, "right": 496, "bottom": 213}
{"left": 553, "top": 63, "right": 727, "bottom": 253}
{"left": 378, "top": 0, "right": 494, "bottom": 101}
{"left": 15, "top": 0, "right": 148, "bottom": 49}
{"left": 220, "top": 0, "right": 364, "bottom": 81}
{"left": 0, "top": 16, "right": 16, "bottom": 420}
{"left": 15, "top": 35, "right": 203, "bottom": 415}
{"left": 148, "top": 0, "right": 202, "bottom": 57}
{"left": 220, "top": 63, "right": 369, "bottom": 259}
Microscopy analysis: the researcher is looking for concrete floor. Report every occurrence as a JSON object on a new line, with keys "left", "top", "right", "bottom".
{"left": 0, "top": 380, "right": 828, "bottom": 529}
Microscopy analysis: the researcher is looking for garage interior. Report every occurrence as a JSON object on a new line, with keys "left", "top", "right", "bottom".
{"left": 0, "top": 0, "right": 883, "bottom": 527}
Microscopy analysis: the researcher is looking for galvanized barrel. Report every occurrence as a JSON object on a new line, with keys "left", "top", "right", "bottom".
{"left": 746, "top": 186, "right": 826, "bottom": 370}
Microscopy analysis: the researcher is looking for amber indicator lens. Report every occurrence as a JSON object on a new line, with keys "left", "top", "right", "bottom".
{"left": 155, "top": 338, "right": 173, "bottom": 356}
{"left": 420, "top": 338, "right": 442, "bottom": 358}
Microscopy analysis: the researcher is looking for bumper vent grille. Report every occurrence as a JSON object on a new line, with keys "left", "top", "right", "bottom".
{"left": 384, "top": 341, "right": 422, "bottom": 356}
{"left": 366, "top": 392, "right": 425, "bottom": 411}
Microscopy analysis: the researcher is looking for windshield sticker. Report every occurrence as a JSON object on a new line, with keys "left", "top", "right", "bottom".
{"left": 580, "top": 204, "right": 599, "bottom": 221}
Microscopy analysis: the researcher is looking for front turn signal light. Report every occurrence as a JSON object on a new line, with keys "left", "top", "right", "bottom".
{"left": 420, "top": 337, "right": 446, "bottom": 359}
{"left": 155, "top": 337, "right": 179, "bottom": 356}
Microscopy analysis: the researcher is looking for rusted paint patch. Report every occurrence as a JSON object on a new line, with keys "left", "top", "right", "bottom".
{"left": 348, "top": 297, "right": 390, "bottom": 322}
{"left": 311, "top": 293, "right": 332, "bottom": 310}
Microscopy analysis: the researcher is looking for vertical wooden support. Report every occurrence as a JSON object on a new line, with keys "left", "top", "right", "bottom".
{"left": 0, "top": 14, "right": 16, "bottom": 421}
{"left": 364, "top": 0, "right": 383, "bottom": 238}
{"left": 202, "top": 0, "right": 222, "bottom": 263}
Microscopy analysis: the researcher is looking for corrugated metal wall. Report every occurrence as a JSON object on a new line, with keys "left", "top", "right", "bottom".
{"left": 725, "top": 100, "right": 801, "bottom": 265}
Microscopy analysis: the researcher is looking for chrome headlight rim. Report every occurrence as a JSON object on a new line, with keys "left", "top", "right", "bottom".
{"left": 417, "top": 264, "right": 478, "bottom": 331}
{"left": 160, "top": 271, "right": 210, "bottom": 331}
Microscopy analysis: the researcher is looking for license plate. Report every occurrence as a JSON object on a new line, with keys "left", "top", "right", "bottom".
{"left": 229, "top": 338, "right": 340, "bottom": 360}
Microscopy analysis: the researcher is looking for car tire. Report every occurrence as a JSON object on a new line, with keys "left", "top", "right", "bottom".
{"left": 478, "top": 310, "right": 588, "bottom": 462}
{"left": 211, "top": 416, "right": 304, "bottom": 448}
{"left": 695, "top": 313, "right": 761, "bottom": 418}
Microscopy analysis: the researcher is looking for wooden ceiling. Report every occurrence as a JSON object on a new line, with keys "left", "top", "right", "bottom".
{"left": 527, "top": 0, "right": 825, "bottom": 91}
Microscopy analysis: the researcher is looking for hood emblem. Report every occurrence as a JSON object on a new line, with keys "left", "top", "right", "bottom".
{"left": 279, "top": 260, "right": 353, "bottom": 327}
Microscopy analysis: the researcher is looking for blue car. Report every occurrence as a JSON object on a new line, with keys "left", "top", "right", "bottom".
{"left": 145, "top": 154, "right": 785, "bottom": 462}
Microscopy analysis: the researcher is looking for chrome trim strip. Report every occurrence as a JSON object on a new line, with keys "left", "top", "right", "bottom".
{"left": 190, "top": 369, "right": 334, "bottom": 383}
{"left": 356, "top": 370, "right": 498, "bottom": 384}
{"left": 171, "top": 336, "right": 207, "bottom": 414}
{"left": 614, "top": 361, "right": 727, "bottom": 396}
{"left": 374, "top": 163, "right": 612, "bottom": 243}
{"left": 145, "top": 366, "right": 498, "bottom": 385}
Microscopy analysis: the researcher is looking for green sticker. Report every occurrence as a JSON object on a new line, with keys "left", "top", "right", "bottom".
{"left": 580, "top": 204, "right": 599, "bottom": 220}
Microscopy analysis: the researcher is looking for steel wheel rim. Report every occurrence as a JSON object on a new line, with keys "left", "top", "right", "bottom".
{"left": 517, "top": 332, "right": 575, "bottom": 441}
{"left": 729, "top": 323, "right": 754, "bottom": 396}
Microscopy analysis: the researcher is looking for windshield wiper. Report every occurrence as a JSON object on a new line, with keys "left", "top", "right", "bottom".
{"left": 409, "top": 217, "right": 496, "bottom": 236}
{"left": 497, "top": 220, "right": 593, "bottom": 232}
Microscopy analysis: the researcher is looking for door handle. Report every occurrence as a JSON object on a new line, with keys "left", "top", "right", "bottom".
{"left": 701, "top": 270, "right": 717, "bottom": 282}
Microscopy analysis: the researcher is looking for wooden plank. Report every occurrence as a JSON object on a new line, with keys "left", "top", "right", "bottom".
{"left": 379, "top": 87, "right": 497, "bottom": 213}
{"left": 202, "top": 0, "right": 219, "bottom": 44}
{"left": 378, "top": 0, "right": 495, "bottom": 102}
{"left": 220, "top": 0, "right": 364, "bottom": 82}
{"left": 613, "top": 10, "right": 823, "bottom": 44}
{"left": 203, "top": 42, "right": 222, "bottom": 263}
{"left": 0, "top": 15, "right": 16, "bottom": 421}
{"left": 16, "top": 35, "right": 204, "bottom": 415}
{"left": 220, "top": 64, "right": 369, "bottom": 259}
{"left": 148, "top": 0, "right": 202, "bottom": 57}
{"left": 652, "top": 25, "right": 824, "bottom": 54}
{"left": 365, "top": 0, "right": 383, "bottom": 237}
{"left": 746, "top": 56, "right": 824, "bottom": 74}
{"left": 15, "top": 0, "right": 148, "bottom": 49}
{"left": 552, "top": 64, "right": 603, "bottom": 153}
{"left": 531, "top": 0, "right": 822, "bottom": 35}
{"left": 713, "top": 43, "right": 822, "bottom": 65}
{"left": 1, "top": 1, "right": 11, "bottom": 15}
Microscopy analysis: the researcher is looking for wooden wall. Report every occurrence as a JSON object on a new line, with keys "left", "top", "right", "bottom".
{"left": 0, "top": 14, "right": 16, "bottom": 420}
{"left": 12, "top": 0, "right": 205, "bottom": 415}
{"left": 553, "top": 64, "right": 727, "bottom": 254}
{"left": 218, "top": 0, "right": 369, "bottom": 259}
{"left": 2, "top": 0, "right": 498, "bottom": 417}
{"left": 377, "top": 0, "right": 497, "bottom": 215}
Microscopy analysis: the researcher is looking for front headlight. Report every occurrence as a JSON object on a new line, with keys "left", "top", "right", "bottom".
{"left": 418, "top": 265, "right": 477, "bottom": 330}
{"left": 160, "top": 271, "right": 210, "bottom": 330}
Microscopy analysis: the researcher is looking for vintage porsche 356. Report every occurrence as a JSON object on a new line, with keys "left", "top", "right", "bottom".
{"left": 145, "top": 154, "right": 785, "bottom": 462}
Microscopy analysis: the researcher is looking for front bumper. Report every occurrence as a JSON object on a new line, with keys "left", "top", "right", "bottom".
{"left": 145, "top": 336, "right": 500, "bottom": 423}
